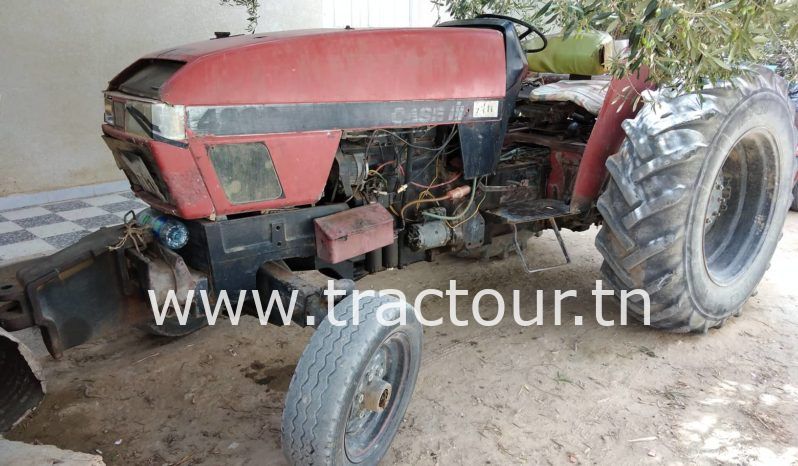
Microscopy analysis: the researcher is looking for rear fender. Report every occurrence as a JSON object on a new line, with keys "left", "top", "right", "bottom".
{"left": 571, "top": 69, "right": 655, "bottom": 212}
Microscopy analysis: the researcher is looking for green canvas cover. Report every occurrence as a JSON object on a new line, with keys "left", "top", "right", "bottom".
{"left": 525, "top": 30, "right": 614, "bottom": 76}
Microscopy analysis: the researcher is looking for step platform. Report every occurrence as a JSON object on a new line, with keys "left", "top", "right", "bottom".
{"left": 484, "top": 199, "right": 573, "bottom": 225}
{"left": 484, "top": 199, "right": 573, "bottom": 274}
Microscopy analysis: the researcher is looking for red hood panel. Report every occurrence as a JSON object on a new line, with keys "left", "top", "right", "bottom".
{"left": 148, "top": 28, "right": 506, "bottom": 106}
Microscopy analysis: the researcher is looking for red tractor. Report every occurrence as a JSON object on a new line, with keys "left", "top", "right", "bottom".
{"left": 1, "top": 15, "right": 796, "bottom": 465}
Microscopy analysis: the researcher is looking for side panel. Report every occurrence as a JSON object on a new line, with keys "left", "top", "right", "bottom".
{"left": 102, "top": 125, "right": 216, "bottom": 219}
{"left": 188, "top": 131, "right": 341, "bottom": 215}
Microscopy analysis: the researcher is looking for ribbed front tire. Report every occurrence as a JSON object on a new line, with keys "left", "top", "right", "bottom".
{"left": 596, "top": 67, "right": 797, "bottom": 332}
{"left": 282, "top": 295, "right": 422, "bottom": 465}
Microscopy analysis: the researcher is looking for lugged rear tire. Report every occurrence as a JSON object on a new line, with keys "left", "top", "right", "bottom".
{"left": 596, "top": 67, "right": 797, "bottom": 332}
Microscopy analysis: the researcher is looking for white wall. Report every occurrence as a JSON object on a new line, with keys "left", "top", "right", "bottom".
{"left": 323, "top": 0, "right": 443, "bottom": 28}
{"left": 0, "top": 0, "right": 443, "bottom": 198}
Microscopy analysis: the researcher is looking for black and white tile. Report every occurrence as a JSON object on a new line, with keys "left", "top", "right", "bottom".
{"left": 0, "top": 191, "right": 147, "bottom": 263}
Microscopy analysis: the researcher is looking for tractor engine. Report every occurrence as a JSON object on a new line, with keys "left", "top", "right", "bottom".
{"left": 325, "top": 127, "right": 551, "bottom": 259}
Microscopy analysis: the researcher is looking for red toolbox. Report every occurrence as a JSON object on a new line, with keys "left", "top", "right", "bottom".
{"left": 314, "top": 203, "right": 395, "bottom": 264}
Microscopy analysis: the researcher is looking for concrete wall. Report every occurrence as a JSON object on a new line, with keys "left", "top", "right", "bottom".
{"left": 323, "top": 0, "right": 443, "bottom": 27}
{"left": 0, "top": 0, "right": 441, "bottom": 198}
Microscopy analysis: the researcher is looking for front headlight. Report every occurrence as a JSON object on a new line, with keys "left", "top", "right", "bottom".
{"left": 125, "top": 101, "right": 186, "bottom": 141}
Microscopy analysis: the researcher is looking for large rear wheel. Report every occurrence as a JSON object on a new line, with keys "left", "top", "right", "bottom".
{"left": 596, "top": 68, "right": 797, "bottom": 332}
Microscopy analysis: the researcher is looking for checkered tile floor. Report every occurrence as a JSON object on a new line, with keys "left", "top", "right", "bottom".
{"left": 0, "top": 192, "right": 147, "bottom": 264}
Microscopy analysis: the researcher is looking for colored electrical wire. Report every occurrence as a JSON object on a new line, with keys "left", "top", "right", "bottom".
{"left": 421, "top": 178, "right": 479, "bottom": 222}
{"left": 410, "top": 172, "right": 462, "bottom": 190}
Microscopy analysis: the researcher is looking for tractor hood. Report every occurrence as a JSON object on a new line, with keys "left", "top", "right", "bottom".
{"left": 107, "top": 27, "right": 508, "bottom": 107}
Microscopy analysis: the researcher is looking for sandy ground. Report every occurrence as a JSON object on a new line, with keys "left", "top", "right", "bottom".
{"left": 4, "top": 214, "right": 798, "bottom": 465}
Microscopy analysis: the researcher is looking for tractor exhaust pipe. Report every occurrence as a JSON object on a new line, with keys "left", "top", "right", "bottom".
{"left": 0, "top": 328, "right": 45, "bottom": 432}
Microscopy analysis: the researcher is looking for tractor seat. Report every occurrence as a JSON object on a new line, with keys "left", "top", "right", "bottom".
{"left": 522, "top": 79, "right": 609, "bottom": 115}
{"left": 520, "top": 30, "right": 619, "bottom": 115}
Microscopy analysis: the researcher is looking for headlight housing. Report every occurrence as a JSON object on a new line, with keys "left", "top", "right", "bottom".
{"left": 104, "top": 96, "right": 114, "bottom": 125}
{"left": 104, "top": 93, "right": 186, "bottom": 142}
{"left": 125, "top": 101, "right": 186, "bottom": 141}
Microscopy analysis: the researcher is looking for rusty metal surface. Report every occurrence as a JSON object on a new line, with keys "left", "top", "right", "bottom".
{"left": 546, "top": 150, "right": 583, "bottom": 201}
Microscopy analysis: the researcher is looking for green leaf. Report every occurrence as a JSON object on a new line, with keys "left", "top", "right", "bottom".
{"left": 643, "top": 0, "right": 659, "bottom": 23}
{"left": 705, "top": 53, "right": 732, "bottom": 71}
{"left": 440, "top": 0, "right": 798, "bottom": 91}
{"left": 531, "top": 1, "right": 553, "bottom": 21}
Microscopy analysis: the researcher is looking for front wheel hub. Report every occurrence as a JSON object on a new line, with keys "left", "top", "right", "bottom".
{"left": 345, "top": 334, "right": 410, "bottom": 462}
{"left": 362, "top": 380, "right": 392, "bottom": 413}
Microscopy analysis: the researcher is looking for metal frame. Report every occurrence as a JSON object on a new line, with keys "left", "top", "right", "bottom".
{"left": 511, "top": 219, "right": 571, "bottom": 274}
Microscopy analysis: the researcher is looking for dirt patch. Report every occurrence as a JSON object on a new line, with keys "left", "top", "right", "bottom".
{"left": 243, "top": 362, "right": 295, "bottom": 391}
{"left": 6, "top": 214, "right": 798, "bottom": 465}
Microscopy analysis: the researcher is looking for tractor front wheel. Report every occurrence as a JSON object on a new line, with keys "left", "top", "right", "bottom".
{"left": 281, "top": 294, "right": 422, "bottom": 465}
{"left": 596, "top": 68, "right": 797, "bottom": 332}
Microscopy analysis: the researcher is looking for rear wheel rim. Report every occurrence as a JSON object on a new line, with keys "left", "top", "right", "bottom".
{"left": 702, "top": 129, "right": 779, "bottom": 285}
{"left": 344, "top": 332, "right": 411, "bottom": 463}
